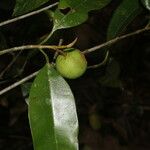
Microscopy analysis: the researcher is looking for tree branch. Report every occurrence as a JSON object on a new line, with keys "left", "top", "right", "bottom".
{"left": 0, "top": 38, "right": 77, "bottom": 56}
{"left": 0, "top": 39, "right": 78, "bottom": 95}
{"left": 0, "top": 45, "right": 62, "bottom": 56}
{"left": 0, "top": 71, "right": 38, "bottom": 95}
{"left": 0, "top": 2, "right": 58, "bottom": 27}
{"left": 0, "top": 25, "right": 149, "bottom": 95}
{"left": 83, "top": 26, "right": 150, "bottom": 54}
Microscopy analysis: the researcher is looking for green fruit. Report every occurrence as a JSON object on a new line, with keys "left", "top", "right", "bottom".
{"left": 56, "top": 49, "right": 87, "bottom": 79}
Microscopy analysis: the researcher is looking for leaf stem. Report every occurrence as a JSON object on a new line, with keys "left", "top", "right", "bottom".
{"left": 38, "top": 30, "right": 55, "bottom": 63}
{"left": 39, "top": 49, "right": 50, "bottom": 63}
{"left": 40, "top": 30, "right": 55, "bottom": 44}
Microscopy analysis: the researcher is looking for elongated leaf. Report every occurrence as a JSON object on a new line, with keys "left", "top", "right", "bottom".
{"left": 107, "top": 0, "right": 142, "bottom": 40}
{"left": 141, "top": 0, "right": 150, "bottom": 11}
{"left": 29, "top": 64, "right": 78, "bottom": 150}
{"left": 13, "top": 0, "right": 49, "bottom": 16}
{"left": 52, "top": 0, "right": 111, "bottom": 31}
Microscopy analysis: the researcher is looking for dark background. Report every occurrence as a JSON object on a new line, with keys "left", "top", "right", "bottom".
{"left": 0, "top": 0, "right": 150, "bottom": 150}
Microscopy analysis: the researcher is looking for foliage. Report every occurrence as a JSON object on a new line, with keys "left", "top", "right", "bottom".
{"left": 13, "top": 0, "right": 49, "bottom": 16}
{"left": 107, "top": 0, "right": 142, "bottom": 40}
{"left": 0, "top": 0, "right": 149, "bottom": 150}
{"left": 29, "top": 64, "right": 78, "bottom": 150}
{"left": 141, "top": 0, "right": 150, "bottom": 11}
{"left": 52, "top": 0, "right": 112, "bottom": 31}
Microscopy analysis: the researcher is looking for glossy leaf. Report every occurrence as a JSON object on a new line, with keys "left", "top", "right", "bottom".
{"left": 52, "top": 0, "right": 112, "bottom": 31}
{"left": 29, "top": 64, "right": 78, "bottom": 150}
{"left": 13, "top": 0, "right": 49, "bottom": 16}
{"left": 107, "top": 0, "right": 142, "bottom": 40}
{"left": 141, "top": 0, "right": 150, "bottom": 11}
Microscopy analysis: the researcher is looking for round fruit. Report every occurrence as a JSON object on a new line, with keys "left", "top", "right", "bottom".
{"left": 56, "top": 49, "right": 87, "bottom": 79}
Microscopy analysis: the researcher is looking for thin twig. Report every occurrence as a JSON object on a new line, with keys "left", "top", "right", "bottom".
{"left": 0, "top": 71, "right": 38, "bottom": 95}
{"left": 40, "top": 30, "right": 54, "bottom": 44}
{"left": 39, "top": 48, "right": 50, "bottom": 63}
{"left": 0, "top": 26, "right": 149, "bottom": 95}
{"left": 87, "top": 51, "right": 109, "bottom": 69}
{"left": 0, "top": 39, "right": 77, "bottom": 95}
{"left": 0, "top": 45, "right": 62, "bottom": 56}
{"left": 83, "top": 26, "right": 150, "bottom": 54}
{"left": 0, "top": 2, "right": 58, "bottom": 27}
{"left": 0, "top": 38, "right": 77, "bottom": 56}
{"left": 145, "top": 21, "right": 150, "bottom": 28}
{"left": 0, "top": 45, "right": 64, "bottom": 56}
{"left": 0, "top": 52, "right": 22, "bottom": 79}
{"left": 53, "top": 39, "right": 63, "bottom": 60}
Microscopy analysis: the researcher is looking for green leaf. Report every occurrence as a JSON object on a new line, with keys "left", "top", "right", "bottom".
{"left": 58, "top": 0, "right": 111, "bottom": 11}
{"left": 141, "top": 0, "right": 150, "bottom": 11}
{"left": 107, "top": 0, "right": 142, "bottom": 40}
{"left": 13, "top": 0, "right": 49, "bottom": 16}
{"left": 52, "top": 0, "right": 112, "bottom": 31}
{"left": 29, "top": 64, "right": 78, "bottom": 150}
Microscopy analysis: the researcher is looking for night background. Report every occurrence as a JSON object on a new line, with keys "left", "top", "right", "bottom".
{"left": 0, "top": 0, "right": 150, "bottom": 150}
